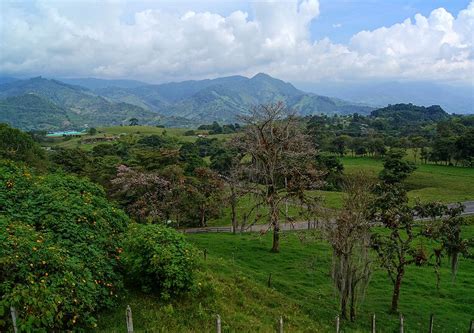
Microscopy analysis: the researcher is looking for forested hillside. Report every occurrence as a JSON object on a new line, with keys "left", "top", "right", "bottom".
{"left": 0, "top": 74, "right": 373, "bottom": 130}
{"left": 0, "top": 77, "right": 165, "bottom": 129}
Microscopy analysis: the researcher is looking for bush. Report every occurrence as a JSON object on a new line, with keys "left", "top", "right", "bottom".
{"left": 122, "top": 223, "right": 198, "bottom": 298}
{"left": 0, "top": 161, "right": 129, "bottom": 331}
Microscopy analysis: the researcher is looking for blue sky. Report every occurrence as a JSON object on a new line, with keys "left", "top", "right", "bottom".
{"left": 310, "top": 0, "right": 472, "bottom": 43}
{"left": 1, "top": 0, "right": 473, "bottom": 84}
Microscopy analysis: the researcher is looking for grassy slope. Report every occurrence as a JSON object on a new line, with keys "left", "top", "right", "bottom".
{"left": 342, "top": 156, "right": 474, "bottom": 204}
{"left": 98, "top": 227, "right": 474, "bottom": 332}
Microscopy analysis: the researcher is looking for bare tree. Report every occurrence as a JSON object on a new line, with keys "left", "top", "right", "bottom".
{"left": 232, "top": 102, "right": 322, "bottom": 252}
{"left": 327, "top": 172, "right": 373, "bottom": 321}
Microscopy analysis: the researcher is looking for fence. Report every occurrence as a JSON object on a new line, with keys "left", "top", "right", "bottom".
{"left": 7, "top": 305, "right": 474, "bottom": 332}
{"left": 118, "top": 305, "right": 473, "bottom": 333}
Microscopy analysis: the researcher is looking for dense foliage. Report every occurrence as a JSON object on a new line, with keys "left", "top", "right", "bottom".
{"left": 121, "top": 223, "right": 198, "bottom": 298}
{"left": 306, "top": 104, "right": 474, "bottom": 166}
{"left": 0, "top": 162, "right": 129, "bottom": 330}
{"left": 0, "top": 123, "right": 46, "bottom": 169}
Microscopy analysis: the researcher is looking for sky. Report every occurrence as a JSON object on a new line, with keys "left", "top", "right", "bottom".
{"left": 0, "top": 0, "right": 473, "bottom": 85}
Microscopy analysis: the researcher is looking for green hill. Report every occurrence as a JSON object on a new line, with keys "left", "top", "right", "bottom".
{"left": 371, "top": 103, "right": 450, "bottom": 125}
{"left": 0, "top": 77, "right": 168, "bottom": 128}
{"left": 0, "top": 94, "right": 70, "bottom": 130}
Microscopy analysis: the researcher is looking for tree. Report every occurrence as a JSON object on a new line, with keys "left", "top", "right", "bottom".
{"left": 327, "top": 172, "right": 374, "bottom": 321}
{"left": 129, "top": 118, "right": 139, "bottom": 126}
{"left": 231, "top": 102, "right": 321, "bottom": 252}
{"left": 367, "top": 137, "right": 386, "bottom": 157}
{"left": 49, "top": 147, "right": 91, "bottom": 175}
{"left": 415, "top": 202, "right": 470, "bottom": 286}
{"left": 192, "top": 168, "right": 225, "bottom": 227}
{"left": 314, "top": 154, "right": 344, "bottom": 190}
{"left": 431, "top": 136, "right": 456, "bottom": 165}
{"left": 211, "top": 146, "right": 245, "bottom": 233}
{"left": 332, "top": 135, "right": 351, "bottom": 157}
{"left": 379, "top": 149, "right": 416, "bottom": 184}
{"left": 0, "top": 123, "right": 46, "bottom": 169}
{"left": 88, "top": 127, "right": 97, "bottom": 135}
{"left": 455, "top": 128, "right": 474, "bottom": 166}
{"left": 111, "top": 165, "right": 170, "bottom": 222}
{"left": 370, "top": 151, "right": 420, "bottom": 313}
{"left": 179, "top": 142, "right": 206, "bottom": 175}
{"left": 409, "top": 136, "right": 427, "bottom": 164}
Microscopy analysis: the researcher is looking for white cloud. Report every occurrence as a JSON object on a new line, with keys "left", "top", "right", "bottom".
{"left": 332, "top": 23, "right": 342, "bottom": 28}
{"left": 0, "top": 0, "right": 472, "bottom": 84}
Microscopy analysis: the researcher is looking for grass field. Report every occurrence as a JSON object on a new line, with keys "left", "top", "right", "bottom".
{"left": 207, "top": 157, "right": 474, "bottom": 227}
{"left": 97, "top": 226, "right": 474, "bottom": 332}
{"left": 47, "top": 126, "right": 233, "bottom": 150}
{"left": 342, "top": 157, "right": 474, "bottom": 204}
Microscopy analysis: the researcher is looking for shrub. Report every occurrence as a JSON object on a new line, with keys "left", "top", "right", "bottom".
{"left": 122, "top": 223, "right": 198, "bottom": 298}
{"left": 0, "top": 161, "right": 129, "bottom": 331}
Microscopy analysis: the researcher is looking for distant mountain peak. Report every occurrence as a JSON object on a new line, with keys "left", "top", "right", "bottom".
{"left": 251, "top": 72, "right": 273, "bottom": 80}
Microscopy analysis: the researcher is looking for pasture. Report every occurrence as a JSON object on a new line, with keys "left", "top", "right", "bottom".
{"left": 97, "top": 226, "right": 474, "bottom": 331}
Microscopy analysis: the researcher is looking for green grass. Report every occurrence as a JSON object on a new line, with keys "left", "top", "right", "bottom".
{"left": 207, "top": 156, "right": 473, "bottom": 227}
{"left": 98, "top": 226, "right": 474, "bottom": 332}
{"left": 47, "top": 126, "right": 234, "bottom": 150}
{"left": 342, "top": 156, "right": 474, "bottom": 204}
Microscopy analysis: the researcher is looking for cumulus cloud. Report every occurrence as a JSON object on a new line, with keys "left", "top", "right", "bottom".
{"left": 0, "top": 0, "right": 472, "bottom": 84}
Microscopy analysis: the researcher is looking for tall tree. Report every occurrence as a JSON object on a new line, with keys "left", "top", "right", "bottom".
{"left": 370, "top": 150, "right": 419, "bottom": 313}
{"left": 327, "top": 172, "right": 374, "bottom": 321}
{"left": 232, "top": 102, "right": 321, "bottom": 252}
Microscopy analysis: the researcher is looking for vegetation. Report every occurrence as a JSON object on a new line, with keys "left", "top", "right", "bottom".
{"left": 0, "top": 96, "right": 472, "bottom": 332}
{"left": 98, "top": 228, "right": 474, "bottom": 331}
{"left": 121, "top": 224, "right": 198, "bottom": 298}
{"left": 231, "top": 102, "right": 321, "bottom": 252}
{"left": 327, "top": 172, "right": 373, "bottom": 321}
{"left": 0, "top": 161, "right": 129, "bottom": 330}
{"left": 0, "top": 123, "right": 46, "bottom": 169}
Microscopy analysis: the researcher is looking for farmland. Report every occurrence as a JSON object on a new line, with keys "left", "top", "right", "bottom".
{"left": 97, "top": 226, "right": 474, "bottom": 332}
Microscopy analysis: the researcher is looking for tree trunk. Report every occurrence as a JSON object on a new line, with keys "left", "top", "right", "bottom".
{"left": 200, "top": 208, "right": 206, "bottom": 227}
{"left": 229, "top": 184, "right": 238, "bottom": 233}
{"left": 349, "top": 290, "right": 356, "bottom": 321}
{"left": 391, "top": 268, "right": 404, "bottom": 312}
{"left": 231, "top": 204, "right": 237, "bottom": 234}
{"left": 340, "top": 294, "right": 348, "bottom": 320}
{"left": 271, "top": 220, "right": 280, "bottom": 253}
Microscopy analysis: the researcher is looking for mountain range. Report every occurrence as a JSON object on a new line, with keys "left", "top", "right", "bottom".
{"left": 296, "top": 81, "right": 473, "bottom": 115}
{"left": 3, "top": 73, "right": 464, "bottom": 131}
{"left": 0, "top": 73, "right": 375, "bottom": 130}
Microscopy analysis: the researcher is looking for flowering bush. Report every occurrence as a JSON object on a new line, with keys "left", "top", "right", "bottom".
{"left": 121, "top": 223, "right": 198, "bottom": 299}
{"left": 0, "top": 161, "right": 129, "bottom": 331}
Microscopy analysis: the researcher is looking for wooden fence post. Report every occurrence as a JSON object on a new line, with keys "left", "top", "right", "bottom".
{"left": 126, "top": 305, "right": 133, "bottom": 333}
{"left": 268, "top": 273, "right": 272, "bottom": 288}
{"left": 216, "top": 314, "right": 221, "bottom": 333}
{"left": 429, "top": 314, "right": 434, "bottom": 333}
{"left": 279, "top": 316, "right": 283, "bottom": 333}
{"left": 10, "top": 307, "right": 18, "bottom": 333}
{"left": 335, "top": 315, "right": 340, "bottom": 333}
{"left": 399, "top": 314, "right": 404, "bottom": 333}
{"left": 371, "top": 313, "right": 376, "bottom": 333}
{"left": 469, "top": 319, "right": 473, "bottom": 333}
{"left": 204, "top": 248, "right": 207, "bottom": 260}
